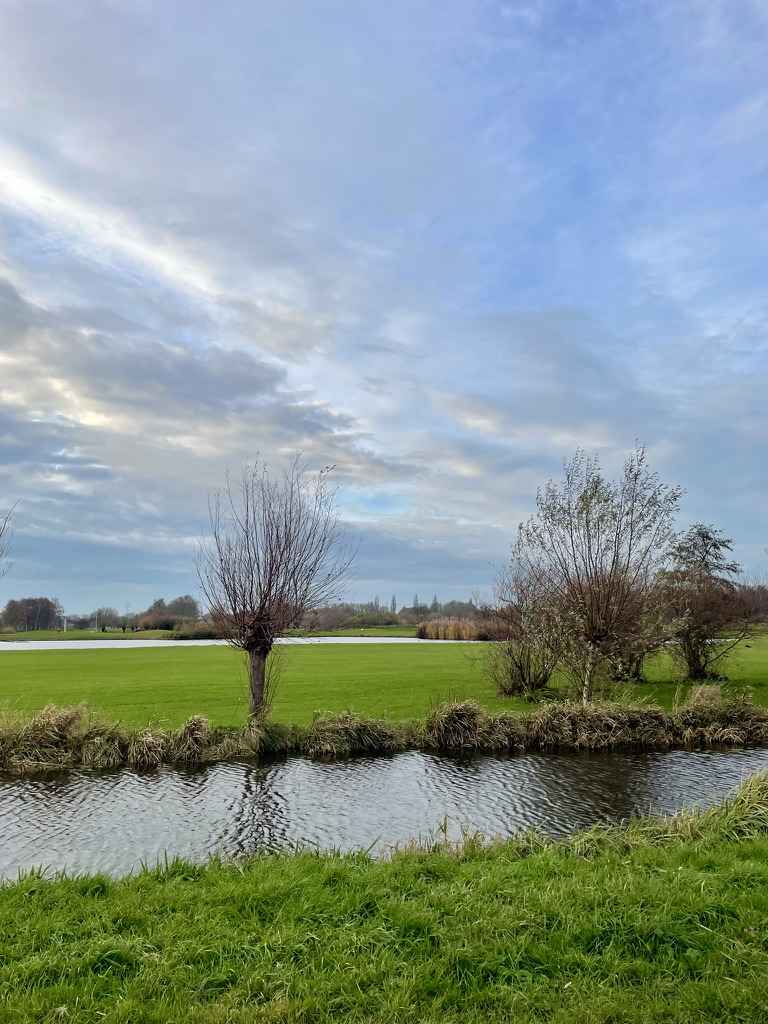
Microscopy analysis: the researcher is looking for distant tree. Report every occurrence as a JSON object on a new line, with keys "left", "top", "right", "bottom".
{"left": 441, "top": 600, "right": 478, "bottom": 618}
{"left": 515, "top": 447, "right": 681, "bottom": 703}
{"left": 2, "top": 596, "right": 60, "bottom": 631}
{"left": 198, "top": 459, "right": 353, "bottom": 718}
{"left": 93, "top": 606, "right": 121, "bottom": 629}
{"left": 390, "top": 594, "right": 397, "bottom": 614}
{"left": 413, "top": 594, "right": 420, "bottom": 612}
{"left": 658, "top": 524, "right": 752, "bottom": 680}
{"left": 167, "top": 595, "right": 200, "bottom": 620}
{"left": 430, "top": 594, "right": 440, "bottom": 613}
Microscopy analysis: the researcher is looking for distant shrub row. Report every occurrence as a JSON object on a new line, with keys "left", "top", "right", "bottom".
{"left": 2, "top": 693, "right": 767, "bottom": 776}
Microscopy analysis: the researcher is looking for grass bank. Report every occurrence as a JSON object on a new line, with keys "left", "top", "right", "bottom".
{"left": 0, "top": 628, "right": 174, "bottom": 642}
{"left": 2, "top": 775, "right": 768, "bottom": 1022}
{"left": 1, "top": 638, "right": 768, "bottom": 728}
{"left": 3, "top": 697, "right": 768, "bottom": 775}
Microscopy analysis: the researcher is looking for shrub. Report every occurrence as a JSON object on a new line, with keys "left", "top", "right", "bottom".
{"left": 487, "top": 638, "right": 556, "bottom": 698}
{"left": 171, "top": 622, "right": 225, "bottom": 640}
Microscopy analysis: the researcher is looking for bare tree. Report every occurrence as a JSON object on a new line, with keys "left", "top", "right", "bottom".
{"left": 487, "top": 559, "right": 561, "bottom": 698}
{"left": 0, "top": 506, "right": 12, "bottom": 579}
{"left": 198, "top": 460, "right": 353, "bottom": 718}
{"left": 658, "top": 523, "right": 752, "bottom": 680}
{"left": 515, "top": 447, "right": 681, "bottom": 703}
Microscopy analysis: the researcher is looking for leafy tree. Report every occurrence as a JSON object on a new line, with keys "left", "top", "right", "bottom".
{"left": 2, "top": 596, "right": 61, "bottom": 631}
{"left": 659, "top": 523, "right": 752, "bottom": 680}
{"left": 167, "top": 595, "right": 200, "bottom": 620}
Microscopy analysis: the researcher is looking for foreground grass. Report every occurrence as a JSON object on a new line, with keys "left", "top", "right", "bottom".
{"left": 3, "top": 776, "right": 768, "bottom": 1022}
{"left": 1, "top": 638, "right": 768, "bottom": 729}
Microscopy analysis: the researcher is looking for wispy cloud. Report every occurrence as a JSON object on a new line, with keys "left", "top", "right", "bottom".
{"left": 0, "top": 0, "right": 766, "bottom": 608}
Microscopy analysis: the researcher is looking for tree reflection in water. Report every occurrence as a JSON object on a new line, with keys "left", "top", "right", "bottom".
{"left": 2, "top": 745, "right": 768, "bottom": 878}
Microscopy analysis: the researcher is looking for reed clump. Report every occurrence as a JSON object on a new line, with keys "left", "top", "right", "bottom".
{"left": 303, "top": 712, "right": 406, "bottom": 759}
{"left": 420, "top": 700, "right": 524, "bottom": 753}
{"left": 416, "top": 617, "right": 506, "bottom": 641}
{"left": 2, "top": 693, "right": 768, "bottom": 776}
{"left": 671, "top": 694, "right": 768, "bottom": 748}
{"left": 524, "top": 701, "right": 675, "bottom": 752}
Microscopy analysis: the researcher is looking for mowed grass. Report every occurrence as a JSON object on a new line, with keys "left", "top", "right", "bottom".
{"left": 1, "top": 637, "right": 768, "bottom": 729}
{"left": 0, "top": 643, "right": 498, "bottom": 727}
{"left": 0, "top": 626, "right": 417, "bottom": 642}
{"left": 3, "top": 776, "right": 768, "bottom": 1023}
{"left": 0, "top": 629, "right": 173, "bottom": 642}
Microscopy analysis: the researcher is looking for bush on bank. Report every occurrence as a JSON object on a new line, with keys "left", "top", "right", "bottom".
{"left": 2, "top": 776, "right": 768, "bottom": 1022}
{"left": 2, "top": 694, "right": 768, "bottom": 775}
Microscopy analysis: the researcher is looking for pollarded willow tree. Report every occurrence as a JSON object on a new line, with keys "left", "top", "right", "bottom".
{"left": 197, "top": 460, "right": 354, "bottom": 719}
{"left": 515, "top": 447, "right": 682, "bottom": 704}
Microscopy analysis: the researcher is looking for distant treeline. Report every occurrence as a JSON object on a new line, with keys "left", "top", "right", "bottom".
{"left": 0, "top": 594, "right": 200, "bottom": 632}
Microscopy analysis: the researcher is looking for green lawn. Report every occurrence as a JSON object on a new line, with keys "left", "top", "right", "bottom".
{"left": 1, "top": 638, "right": 768, "bottom": 728}
{"left": 297, "top": 625, "right": 417, "bottom": 638}
{"left": 0, "top": 629, "right": 173, "bottom": 642}
{"left": 2, "top": 776, "right": 768, "bottom": 1022}
{"left": 0, "top": 626, "right": 417, "bottom": 642}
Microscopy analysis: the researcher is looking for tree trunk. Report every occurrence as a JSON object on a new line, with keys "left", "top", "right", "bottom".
{"left": 582, "top": 647, "right": 595, "bottom": 705}
{"left": 247, "top": 647, "right": 270, "bottom": 719}
{"left": 684, "top": 639, "right": 708, "bottom": 680}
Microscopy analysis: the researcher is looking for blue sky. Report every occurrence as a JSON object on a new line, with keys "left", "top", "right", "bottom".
{"left": 0, "top": 0, "right": 766, "bottom": 613}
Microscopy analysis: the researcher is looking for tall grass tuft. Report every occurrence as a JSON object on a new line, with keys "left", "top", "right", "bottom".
{"left": 2, "top": 694, "right": 768, "bottom": 776}
{"left": 303, "top": 712, "right": 405, "bottom": 759}
{"left": 524, "top": 701, "right": 674, "bottom": 752}
{"left": 127, "top": 728, "right": 168, "bottom": 769}
{"left": 167, "top": 716, "right": 211, "bottom": 763}
{"left": 672, "top": 696, "right": 768, "bottom": 748}
{"left": 421, "top": 700, "right": 496, "bottom": 752}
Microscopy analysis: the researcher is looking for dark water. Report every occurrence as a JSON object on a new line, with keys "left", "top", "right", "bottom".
{"left": 2, "top": 747, "right": 768, "bottom": 879}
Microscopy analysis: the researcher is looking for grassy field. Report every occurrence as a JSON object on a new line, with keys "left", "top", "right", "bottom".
{"left": 1, "top": 638, "right": 767, "bottom": 728}
{"left": 2, "top": 775, "right": 768, "bottom": 1022}
{"left": 0, "top": 629, "right": 174, "bottom": 642}
{"left": 0, "top": 626, "right": 417, "bottom": 642}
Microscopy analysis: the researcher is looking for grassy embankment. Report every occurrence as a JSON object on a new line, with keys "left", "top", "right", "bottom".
{"left": 1, "top": 638, "right": 767, "bottom": 727}
{"left": 0, "top": 625, "right": 417, "bottom": 643}
{"left": 0, "top": 628, "right": 175, "bottom": 642}
{"left": 2, "top": 775, "right": 768, "bottom": 1022}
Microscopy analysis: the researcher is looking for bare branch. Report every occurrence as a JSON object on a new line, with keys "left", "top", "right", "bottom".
{"left": 0, "top": 504, "right": 14, "bottom": 580}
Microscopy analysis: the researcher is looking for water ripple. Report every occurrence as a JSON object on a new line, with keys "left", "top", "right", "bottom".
{"left": 2, "top": 747, "right": 768, "bottom": 878}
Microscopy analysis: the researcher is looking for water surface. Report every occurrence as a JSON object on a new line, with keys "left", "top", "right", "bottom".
{"left": 2, "top": 747, "right": 767, "bottom": 879}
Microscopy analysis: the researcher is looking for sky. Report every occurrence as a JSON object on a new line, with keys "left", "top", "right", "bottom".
{"left": 0, "top": 0, "right": 766, "bottom": 614}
